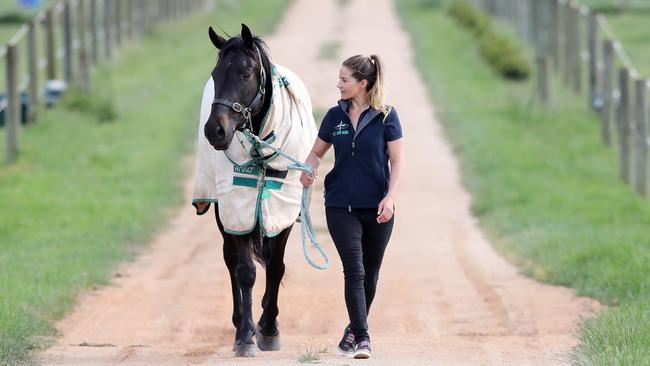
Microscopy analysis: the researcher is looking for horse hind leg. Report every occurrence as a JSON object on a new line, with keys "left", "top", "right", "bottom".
{"left": 256, "top": 226, "right": 291, "bottom": 351}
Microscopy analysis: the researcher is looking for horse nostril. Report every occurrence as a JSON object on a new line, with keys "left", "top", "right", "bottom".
{"left": 215, "top": 125, "right": 225, "bottom": 138}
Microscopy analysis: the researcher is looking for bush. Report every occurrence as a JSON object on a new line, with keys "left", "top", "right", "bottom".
{"left": 448, "top": 0, "right": 490, "bottom": 35}
{"left": 62, "top": 87, "right": 118, "bottom": 123}
{"left": 478, "top": 32, "right": 531, "bottom": 80}
{"left": 448, "top": 0, "right": 530, "bottom": 80}
{"left": 0, "top": 12, "right": 31, "bottom": 25}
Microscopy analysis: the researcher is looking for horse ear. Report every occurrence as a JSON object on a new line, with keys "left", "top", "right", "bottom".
{"left": 241, "top": 23, "right": 254, "bottom": 49}
{"left": 208, "top": 26, "right": 226, "bottom": 49}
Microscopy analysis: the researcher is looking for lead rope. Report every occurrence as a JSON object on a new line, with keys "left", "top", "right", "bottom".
{"left": 242, "top": 129, "right": 329, "bottom": 270}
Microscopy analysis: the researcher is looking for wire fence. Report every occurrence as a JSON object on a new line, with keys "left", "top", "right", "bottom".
{"left": 471, "top": 0, "right": 650, "bottom": 196}
{"left": 1, "top": 0, "right": 215, "bottom": 164}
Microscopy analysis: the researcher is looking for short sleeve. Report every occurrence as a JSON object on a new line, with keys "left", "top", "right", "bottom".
{"left": 384, "top": 107, "right": 403, "bottom": 141}
{"left": 318, "top": 109, "right": 333, "bottom": 143}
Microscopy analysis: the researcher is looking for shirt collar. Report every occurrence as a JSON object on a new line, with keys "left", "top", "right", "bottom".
{"left": 337, "top": 99, "right": 382, "bottom": 139}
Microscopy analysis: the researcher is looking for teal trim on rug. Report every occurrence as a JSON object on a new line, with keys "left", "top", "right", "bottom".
{"left": 192, "top": 198, "right": 219, "bottom": 203}
{"left": 233, "top": 176, "right": 258, "bottom": 187}
{"left": 223, "top": 226, "right": 256, "bottom": 235}
{"left": 265, "top": 180, "right": 283, "bottom": 190}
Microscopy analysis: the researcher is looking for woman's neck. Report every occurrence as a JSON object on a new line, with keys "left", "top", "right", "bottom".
{"left": 349, "top": 94, "right": 370, "bottom": 111}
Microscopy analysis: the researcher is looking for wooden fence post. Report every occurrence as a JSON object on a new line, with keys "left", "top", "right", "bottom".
{"left": 550, "top": 0, "right": 559, "bottom": 71}
{"left": 563, "top": 1, "right": 572, "bottom": 87}
{"left": 45, "top": 8, "right": 56, "bottom": 80}
{"left": 115, "top": 0, "right": 122, "bottom": 47}
{"left": 588, "top": 12, "right": 598, "bottom": 111}
{"left": 555, "top": 0, "right": 564, "bottom": 74}
{"left": 5, "top": 44, "right": 20, "bottom": 164}
{"left": 634, "top": 79, "right": 648, "bottom": 195}
{"left": 127, "top": 0, "right": 134, "bottom": 40}
{"left": 78, "top": 0, "right": 90, "bottom": 91}
{"left": 571, "top": 2, "right": 582, "bottom": 94}
{"left": 537, "top": 57, "right": 551, "bottom": 106}
{"left": 91, "top": 0, "right": 98, "bottom": 64}
{"left": 601, "top": 39, "right": 614, "bottom": 146}
{"left": 63, "top": 0, "right": 73, "bottom": 83}
{"left": 104, "top": 0, "right": 113, "bottom": 60}
{"left": 618, "top": 68, "right": 631, "bottom": 184}
{"left": 27, "top": 20, "right": 38, "bottom": 123}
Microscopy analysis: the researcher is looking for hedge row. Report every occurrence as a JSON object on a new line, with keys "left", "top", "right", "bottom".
{"left": 448, "top": 0, "right": 531, "bottom": 80}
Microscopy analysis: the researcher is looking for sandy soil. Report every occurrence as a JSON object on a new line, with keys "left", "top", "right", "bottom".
{"left": 40, "top": 0, "right": 601, "bottom": 364}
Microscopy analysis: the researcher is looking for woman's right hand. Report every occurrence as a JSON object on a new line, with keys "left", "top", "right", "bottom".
{"left": 300, "top": 170, "right": 316, "bottom": 187}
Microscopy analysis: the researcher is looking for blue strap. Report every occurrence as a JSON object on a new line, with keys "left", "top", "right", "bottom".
{"left": 242, "top": 129, "right": 330, "bottom": 270}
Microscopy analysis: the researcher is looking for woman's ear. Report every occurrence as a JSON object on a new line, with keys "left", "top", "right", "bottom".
{"left": 359, "top": 79, "right": 368, "bottom": 90}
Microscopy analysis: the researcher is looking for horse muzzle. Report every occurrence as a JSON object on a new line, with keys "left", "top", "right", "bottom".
{"left": 204, "top": 121, "right": 234, "bottom": 150}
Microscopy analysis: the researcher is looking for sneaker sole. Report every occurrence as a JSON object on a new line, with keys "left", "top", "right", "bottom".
{"left": 353, "top": 350, "right": 371, "bottom": 359}
{"left": 336, "top": 346, "right": 354, "bottom": 358}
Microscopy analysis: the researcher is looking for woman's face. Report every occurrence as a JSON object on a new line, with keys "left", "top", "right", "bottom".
{"left": 337, "top": 66, "right": 367, "bottom": 100}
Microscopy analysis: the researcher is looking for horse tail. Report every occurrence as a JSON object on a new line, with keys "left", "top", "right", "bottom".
{"left": 249, "top": 223, "right": 267, "bottom": 268}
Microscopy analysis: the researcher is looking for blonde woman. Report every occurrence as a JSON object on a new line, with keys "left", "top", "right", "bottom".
{"left": 301, "top": 55, "right": 404, "bottom": 359}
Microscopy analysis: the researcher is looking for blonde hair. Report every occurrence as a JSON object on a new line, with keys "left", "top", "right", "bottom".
{"left": 342, "top": 54, "right": 391, "bottom": 117}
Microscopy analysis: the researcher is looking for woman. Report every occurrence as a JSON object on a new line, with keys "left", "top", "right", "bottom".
{"left": 300, "top": 54, "right": 404, "bottom": 359}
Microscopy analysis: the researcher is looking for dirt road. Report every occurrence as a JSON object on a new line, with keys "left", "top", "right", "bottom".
{"left": 41, "top": 0, "right": 600, "bottom": 364}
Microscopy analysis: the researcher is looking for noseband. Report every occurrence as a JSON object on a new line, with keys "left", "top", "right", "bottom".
{"left": 212, "top": 46, "right": 267, "bottom": 132}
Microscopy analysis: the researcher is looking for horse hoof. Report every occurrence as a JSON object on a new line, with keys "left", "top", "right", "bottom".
{"left": 233, "top": 342, "right": 257, "bottom": 357}
{"left": 256, "top": 331, "right": 282, "bottom": 351}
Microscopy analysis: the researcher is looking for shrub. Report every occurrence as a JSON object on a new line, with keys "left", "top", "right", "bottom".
{"left": 448, "top": 0, "right": 490, "bottom": 35}
{"left": 478, "top": 32, "right": 531, "bottom": 80}
{"left": 62, "top": 87, "right": 118, "bottom": 123}
{"left": 448, "top": 0, "right": 530, "bottom": 80}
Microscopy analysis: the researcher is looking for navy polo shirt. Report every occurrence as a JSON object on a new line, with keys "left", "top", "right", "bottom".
{"left": 318, "top": 100, "right": 403, "bottom": 209}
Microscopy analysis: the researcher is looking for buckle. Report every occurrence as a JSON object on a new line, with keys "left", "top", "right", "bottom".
{"left": 232, "top": 102, "right": 243, "bottom": 112}
{"left": 242, "top": 108, "right": 251, "bottom": 119}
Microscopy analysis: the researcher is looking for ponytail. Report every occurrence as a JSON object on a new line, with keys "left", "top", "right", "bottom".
{"left": 342, "top": 54, "right": 391, "bottom": 118}
{"left": 367, "top": 55, "right": 390, "bottom": 118}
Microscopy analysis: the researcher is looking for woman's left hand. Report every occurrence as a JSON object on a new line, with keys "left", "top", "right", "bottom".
{"left": 377, "top": 196, "right": 395, "bottom": 223}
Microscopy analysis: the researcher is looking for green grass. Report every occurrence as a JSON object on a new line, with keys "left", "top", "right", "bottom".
{"left": 0, "top": 0, "right": 289, "bottom": 364}
{"left": 0, "top": 0, "right": 54, "bottom": 44}
{"left": 396, "top": 1, "right": 650, "bottom": 364}
{"left": 580, "top": 0, "right": 650, "bottom": 76}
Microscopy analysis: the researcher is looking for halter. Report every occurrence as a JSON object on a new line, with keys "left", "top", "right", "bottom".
{"left": 212, "top": 46, "right": 267, "bottom": 132}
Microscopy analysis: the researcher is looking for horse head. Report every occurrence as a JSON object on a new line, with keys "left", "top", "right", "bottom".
{"left": 204, "top": 23, "right": 271, "bottom": 150}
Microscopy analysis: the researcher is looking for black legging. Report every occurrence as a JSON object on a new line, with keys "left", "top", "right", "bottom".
{"left": 325, "top": 207, "right": 394, "bottom": 343}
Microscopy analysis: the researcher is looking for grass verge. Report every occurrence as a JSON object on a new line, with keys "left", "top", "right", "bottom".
{"left": 396, "top": 0, "right": 650, "bottom": 364}
{"left": 0, "top": 0, "right": 289, "bottom": 364}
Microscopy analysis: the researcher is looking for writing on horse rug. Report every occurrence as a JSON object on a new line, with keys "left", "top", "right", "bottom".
{"left": 192, "top": 64, "right": 317, "bottom": 236}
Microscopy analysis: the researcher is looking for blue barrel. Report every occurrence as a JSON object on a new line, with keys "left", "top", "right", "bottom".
{"left": 0, "top": 91, "right": 30, "bottom": 127}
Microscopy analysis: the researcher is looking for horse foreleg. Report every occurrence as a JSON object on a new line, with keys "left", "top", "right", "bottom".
{"left": 256, "top": 226, "right": 291, "bottom": 351}
{"left": 232, "top": 237, "right": 257, "bottom": 357}
{"left": 215, "top": 207, "right": 252, "bottom": 356}
{"left": 223, "top": 240, "right": 242, "bottom": 330}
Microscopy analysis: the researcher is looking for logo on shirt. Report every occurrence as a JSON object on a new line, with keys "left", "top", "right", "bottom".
{"left": 333, "top": 121, "right": 350, "bottom": 136}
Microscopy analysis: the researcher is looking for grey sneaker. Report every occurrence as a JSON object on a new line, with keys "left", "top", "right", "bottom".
{"left": 336, "top": 326, "right": 355, "bottom": 357}
{"left": 354, "top": 340, "right": 371, "bottom": 359}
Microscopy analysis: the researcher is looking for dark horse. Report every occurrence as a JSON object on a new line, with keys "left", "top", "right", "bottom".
{"left": 200, "top": 24, "right": 291, "bottom": 357}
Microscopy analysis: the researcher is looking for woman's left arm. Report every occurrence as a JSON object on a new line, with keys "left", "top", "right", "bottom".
{"left": 377, "top": 138, "right": 404, "bottom": 223}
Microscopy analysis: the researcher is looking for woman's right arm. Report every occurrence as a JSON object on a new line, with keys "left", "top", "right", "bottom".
{"left": 300, "top": 138, "right": 332, "bottom": 187}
